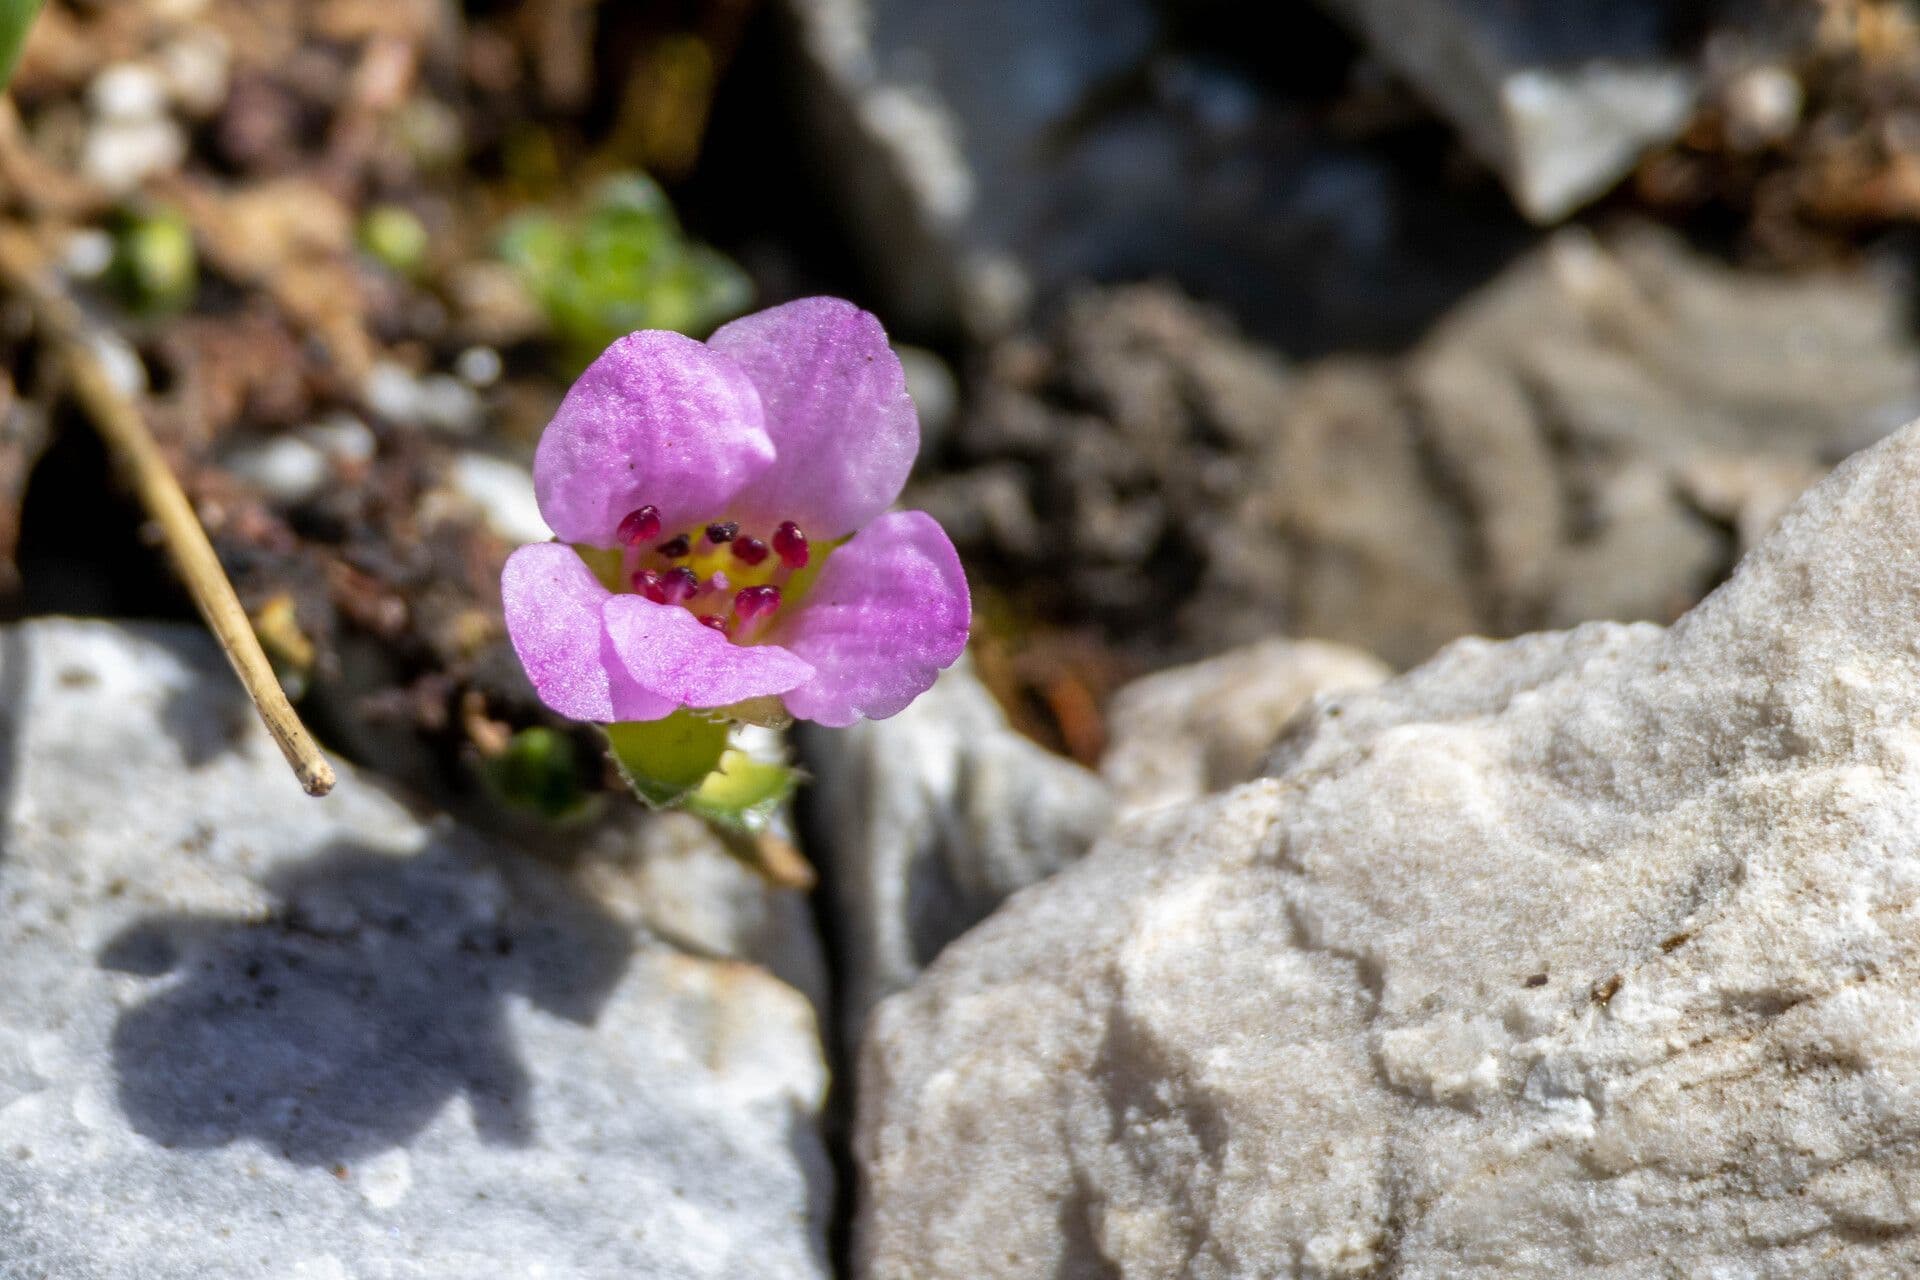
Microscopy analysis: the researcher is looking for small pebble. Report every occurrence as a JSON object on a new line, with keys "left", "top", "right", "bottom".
{"left": 60, "top": 229, "right": 114, "bottom": 281}
{"left": 300, "top": 413, "right": 376, "bottom": 466}
{"left": 363, "top": 365, "right": 482, "bottom": 435}
{"left": 455, "top": 346, "right": 502, "bottom": 388}
{"left": 447, "top": 453, "right": 551, "bottom": 545}
{"left": 226, "top": 437, "right": 330, "bottom": 505}
{"left": 89, "top": 64, "right": 168, "bottom": 122}
{"left": 158, "top": 32, "right": 231, "bottom": 117}
{"left": 82, "top": 119, "right": 187, "bottom": 193}
{"left": 1723, "top": 65, "right": 1802, "bottom": 149}
{"left": 84, "top": 333, "right": 147, "bottom": 399}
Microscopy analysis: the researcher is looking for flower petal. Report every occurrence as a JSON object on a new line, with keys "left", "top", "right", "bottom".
{"left": 775, "top": 510, "right": 969, "bottom": 726}
{"left": 502, "top": 543, "right": 677, "bottom": 722}
{"left": 534, "top": 331, "right": 775, "bottom": 547}
{"left": 603, "top": 595, "right": 815, "bottom": 710}
{"left": 708, "top": 297, "right": 919, "bottom": 539}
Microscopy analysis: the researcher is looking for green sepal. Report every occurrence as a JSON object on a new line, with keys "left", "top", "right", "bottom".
{"left": 683, "top": 749, "right": 800, "bottom": 835}
{"left": 605, "top": 710, "right": 730, "bottom": 808}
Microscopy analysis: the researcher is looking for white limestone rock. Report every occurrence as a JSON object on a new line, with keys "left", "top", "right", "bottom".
{"left": 802, "top": 655, "right": 1110, "bottom": 1049}
{"left": 1102, "top": 637, "right": 1390, "bottom": 815}
{"left": 857, "top": 420, "right": 1920, "bottom": 1276}
{"left": 1315, "top": 0, "right": 1697, "bottom": 221}
{"left": 0, "top": 621, "right": 830, "bottom": 1280}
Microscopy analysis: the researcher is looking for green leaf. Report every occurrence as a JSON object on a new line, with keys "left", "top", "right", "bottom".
{"left": 683, "top": 749, "right": 799, "bottom": 835}
{"left": 605, "top": 711, "right": 731, "bottom": 808}
{"left": 0, "top": 0, "right": 40, "bottom": 90}
{"left": 496, "top": 170, "right": 751, "bottom": 372}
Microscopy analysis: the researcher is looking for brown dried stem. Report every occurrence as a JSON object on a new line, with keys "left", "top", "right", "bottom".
{"left": 0, "top": 224, "right": 336, "bottom": 796}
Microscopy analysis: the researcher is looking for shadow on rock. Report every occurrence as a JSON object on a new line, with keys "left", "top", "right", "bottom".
{"left": 99, "top": 836, "right": 632, "bottom": 1165}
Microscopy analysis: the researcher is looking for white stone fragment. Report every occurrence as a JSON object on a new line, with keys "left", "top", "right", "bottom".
{"left": 84, "top": 332, "right": 147, "bottom": 399}
{"left": 59, "top": 228, "right": 114, "bottom": 280}
{"left": 88, "top": 64, "right": 168, "bottom": 122}
{"left": 804, "top": 656, "right": 1111, "bottom": 1048}
{"left": 1101, "top": 636, "right": 1391, "bottom": 814}
{"left": 81, "top": 118, "right": 187, "bottom": 194}
{"left": 857, "top": 418, "right": 1920, "bottom": 1277}
{"left": 0, "top": 621, "right": 831, "bottom": 1280}
{"left": 455, "top": 345, "right": 503, "bottom": 388}
{"left": 446, "top": 452, "right": 552, "bottom": 546}
{"left": 157, "top": 31, "right": 232, "bottom": 117}
{"left": 300, "top": 413, "right": 377, "bottom": 466}
{"left": 225, "top": 436, "right": 331, "bottom": 504}
{"left": 1315, "top": 0, "right": 1697, "bottom": 221}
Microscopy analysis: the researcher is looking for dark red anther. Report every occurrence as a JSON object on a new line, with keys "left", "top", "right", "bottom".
{"left": 697, "top": 614, "right": 732, "bottom": 635}
{"left": 631, "top": 568, "right": 668, "bottom": 604}
{"left": 705, "top": 521, "right": 739, "bottom": 545}
{"left": 661, "top": 566, "right": 699, "bottom": 604}
{"left": 772, "top": 521, "right": 809, "bottom": 569}
{"left": 731, "top": 535, "right": 769, "bottom": 566}
{"left": 655, "top": 534, "right": 692, "bottom": 558}
{"left": 616, "top": 505, "right": 662, "bottom": 546}
{"left": 734, "top": 584, "right": 782, "bottom": 621}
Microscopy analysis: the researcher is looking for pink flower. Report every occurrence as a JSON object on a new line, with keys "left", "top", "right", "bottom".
{"left": 501, "top": 297, "right": 970, "bottom": 728}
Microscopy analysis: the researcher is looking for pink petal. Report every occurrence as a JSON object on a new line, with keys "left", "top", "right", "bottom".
{"left": 708, "top": 298, "right": 919, "bottom": 540}
{"left": 534, "top": 331, "right": 775, "bottom": 547}
{"left": 502, "top": 543, "right": 677, "bottom": 723}
{"left": 775, "top": 510, "right": 970, "bottom": 727}
{"left": 603, "top": 595, "right": 816, "bottom": 710}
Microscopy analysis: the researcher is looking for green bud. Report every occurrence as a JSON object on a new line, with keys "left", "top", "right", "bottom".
{"left": 109, "top": 205, "right": 196, "bottom": 314}
{"left": 360, "top": 204, "right": 430, "bottom": 277}
{"left": 485, "top": 726, "right": 596, "bottom": 822}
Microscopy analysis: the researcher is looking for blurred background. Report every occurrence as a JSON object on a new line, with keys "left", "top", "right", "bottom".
{"left": 4, "top": 0, "right": 1920, "bottom": 784}
{"left": 7, "top": 2, "right": 1920, "bottom": 1273}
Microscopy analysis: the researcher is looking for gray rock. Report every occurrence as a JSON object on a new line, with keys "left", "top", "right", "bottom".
{"left": 938, "top": 224, "right": 1920, "bottom": 667}
{"left": 801, "top": 656, "right": 1110, "bottom": 1048}
{"left": 780, "top": 0, "right": 1153, "bottom": 333}
{"left": 1316, "top": 0, "right": 1698, "bottom": 220}
{"left": 0, "top": 620, "right": 830, "bottom": 1280}
{"left": 1102, "top": 637, "right": 1390, "bottom": 814}
{"left": 857, "top": 419, "right": 1920, "bottom": 1277}
{"left": 778, "top": 0, "right": 1532, "bottom": 346}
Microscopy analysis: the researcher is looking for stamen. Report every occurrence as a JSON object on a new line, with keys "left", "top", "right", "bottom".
{"left": 616, "top": 505, "right": 662, "bottom": 546}
{"left": 656, "top": 534, "right": 692, "bottom": 559}
{"left": 661, "top": 566, "right": 699, "bottom": 604}
{"left": 705, "top": 521, "right": 739, "bottom": 545}
{"left": 632, "top": 568, "right": 668, "bottom": 604}
{"left": 697, "top": 614, "right": 732, "bottom": 635}
{"left": 772, "top": 521, "right": 809, "bottom": 569}
{"left": 735, "top": 584, "right": 781, "bottom": 621}
{"left": 731, "top": 535, "right": 769, "bottom": 566}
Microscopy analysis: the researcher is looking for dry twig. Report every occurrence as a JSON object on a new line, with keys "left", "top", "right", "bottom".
{"left": 0, "top": 224, "right": 336, "bottom": 796}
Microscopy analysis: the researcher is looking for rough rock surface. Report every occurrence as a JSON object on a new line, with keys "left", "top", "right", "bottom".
{"left": 1315, "top": 0, "right": 1698, "bottom": 220}
{"left": 858, "top": 420, "right": 1920, "bottom": 1276}
{"left": 0, "top": 621, "right": 830, "bottom": 1280}
{"left": 1101, "top": 638, "right": 1390, "bottom": 815}
{"left": 801, "top": 656, "right": 1110, "bottom": 1048}
{"left": 927, "top": 222, "right": 1920, "bottom": 666}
